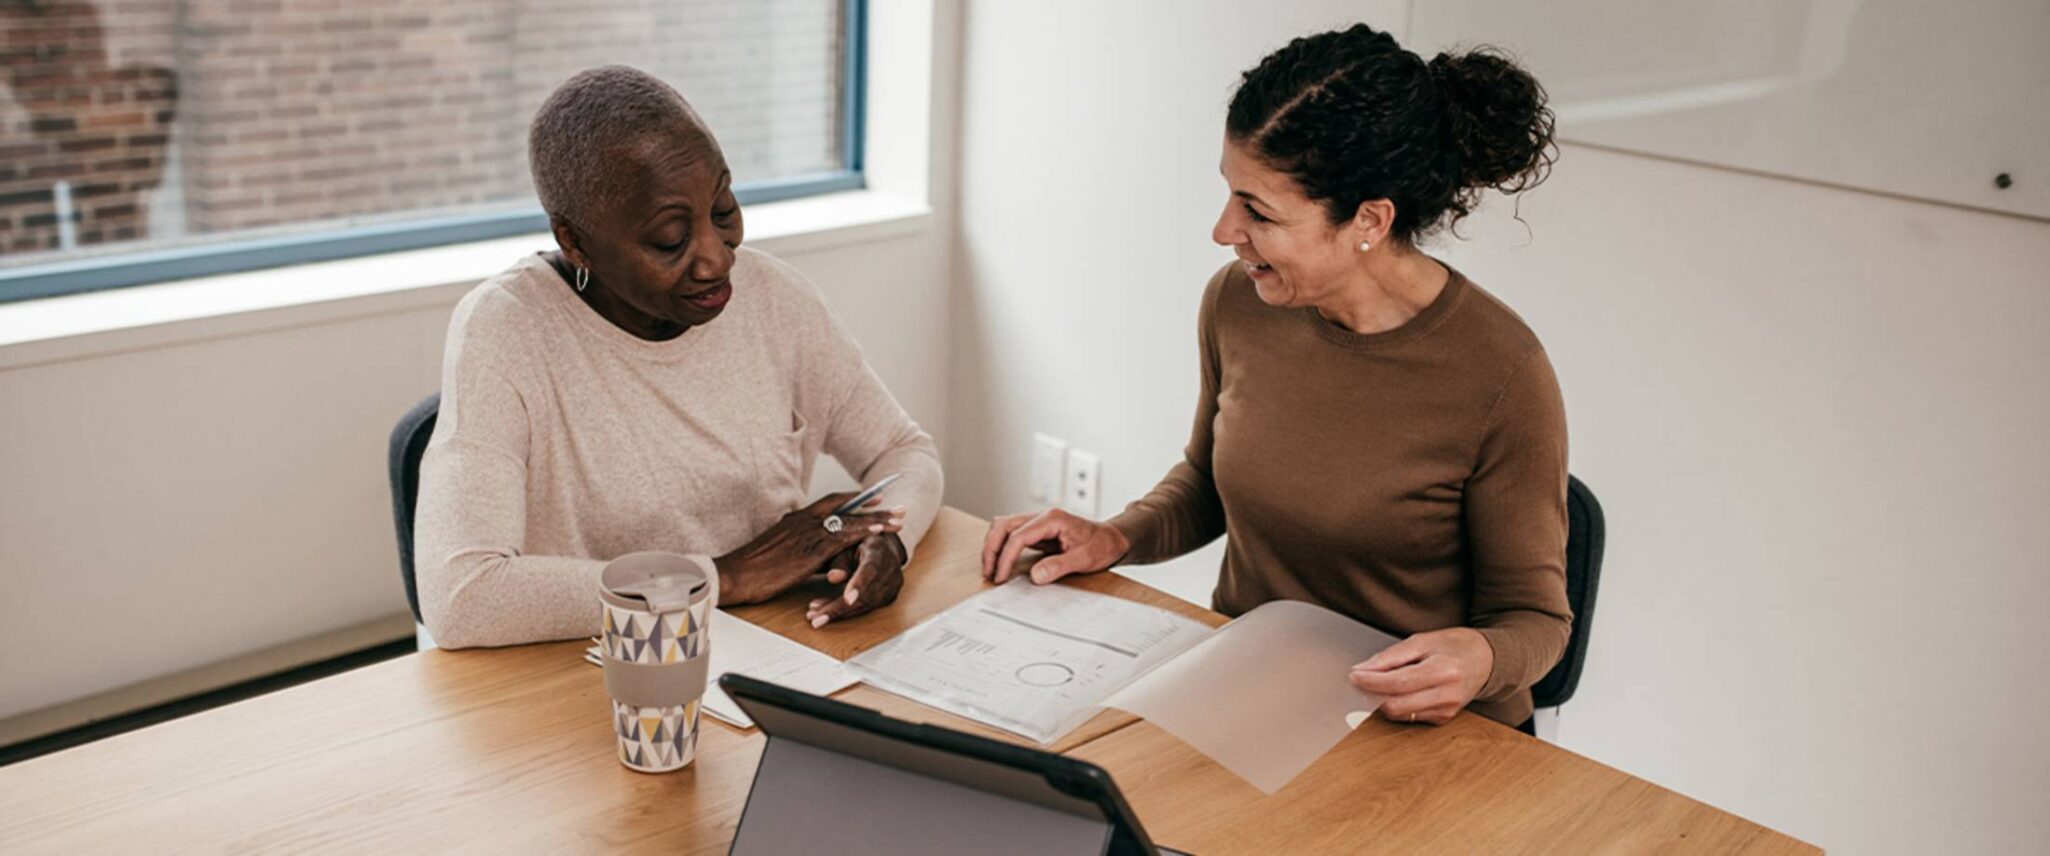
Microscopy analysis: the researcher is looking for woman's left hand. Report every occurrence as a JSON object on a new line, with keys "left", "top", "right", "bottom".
{"left": 1348, "top": 628, "right": 1494, "bottom": 726}
{"left": 805, "top": 532, "right": 907, "bottom": 628}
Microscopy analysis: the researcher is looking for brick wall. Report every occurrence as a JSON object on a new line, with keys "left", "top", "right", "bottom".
{"left": 1, "top": 0, "right": 842, "bottom": 264}
{"left": 2, "top": 0, "right": 179, "bottom": 255}
{"left": 172, "top": 0, "right": 525, "bottom": 233}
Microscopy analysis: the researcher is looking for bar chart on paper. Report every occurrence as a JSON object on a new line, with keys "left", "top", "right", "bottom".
{"left": 927, "top": 629, "right": 999, "bottom": 657}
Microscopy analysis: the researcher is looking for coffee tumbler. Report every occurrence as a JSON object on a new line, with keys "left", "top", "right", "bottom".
{"left": 598, "top": 552, "right": 716, "bottom": 773}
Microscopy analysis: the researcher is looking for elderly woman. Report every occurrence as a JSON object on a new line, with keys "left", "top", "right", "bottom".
{"left": 983, "top": 25, "right": 1568, "bottom": 732}
{"left": 416, "top": 66, "right": 941, "bottom": 649}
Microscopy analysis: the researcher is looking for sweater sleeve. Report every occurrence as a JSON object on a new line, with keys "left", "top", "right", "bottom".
{"left": 1108, "top": 264, "right": 1232, "bottom": 564}
{"left": 1466, "top": 347, "right": 1574, "bottom": 702}
{"left": 413, "top": 290, "right": 714, "bottom": 649}
{"left": 781, "top": 262, "right": 944, "bottom": 559}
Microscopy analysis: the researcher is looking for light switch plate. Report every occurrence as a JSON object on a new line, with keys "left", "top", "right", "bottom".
{"left": 1062, "top": 448, "right": 1101, "bottom": 517}
{"left": 1030, "top": 433, "right": 1067, "bottom": 503}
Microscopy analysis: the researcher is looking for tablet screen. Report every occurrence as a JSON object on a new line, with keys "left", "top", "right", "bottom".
{"left": 725, "top": 677, "right": 1177, "bottom": 855}
{"left": 731, "top": 733, "right": 1113, "bottom": 855}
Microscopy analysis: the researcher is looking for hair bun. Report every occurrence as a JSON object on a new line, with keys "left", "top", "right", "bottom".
{"left": 1428, "top": 47, "right": 1555, "bottom": 194}
{"left": 1226, "top": 26, "right": 1555, "bottom": 242}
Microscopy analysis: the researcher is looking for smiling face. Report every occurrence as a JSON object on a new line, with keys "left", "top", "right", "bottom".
{"left": 552, "top": 121, "right": 744, "bottom": 338}
{"left": 1212, "top": 135, "right": 1382, "bottom": 309}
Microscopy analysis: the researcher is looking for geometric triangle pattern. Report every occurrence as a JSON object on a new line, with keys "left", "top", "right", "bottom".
{"left": 612, "top": 698, "right": 701, "bottom": 773}
{"left": 603, "top": 599, "right": 710, "bottom": 665}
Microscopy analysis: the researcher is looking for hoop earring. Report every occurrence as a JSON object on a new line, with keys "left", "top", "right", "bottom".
{"left": 575, "top": 267, "right": 590, "bottom": 292}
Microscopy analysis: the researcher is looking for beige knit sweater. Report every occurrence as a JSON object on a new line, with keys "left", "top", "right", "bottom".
{"left": 415, "top": 247, "right": 942, "bottom": 648}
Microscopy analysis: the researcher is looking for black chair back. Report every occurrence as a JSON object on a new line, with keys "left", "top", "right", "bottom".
{"left": 1530, "top": 475, "right": 1606, "bottom": 709}
{"left": 387, "top": 393, "right": 440, "bottom": 624}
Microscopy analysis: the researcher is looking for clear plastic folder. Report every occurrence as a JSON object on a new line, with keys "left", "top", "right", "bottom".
{"left": 1103, "top": 599, "right": 1400, "bottom": 794}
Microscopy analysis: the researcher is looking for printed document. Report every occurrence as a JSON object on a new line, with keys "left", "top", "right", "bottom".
{"left": 846, "top": 579, "right": 1209, "bottom": 744}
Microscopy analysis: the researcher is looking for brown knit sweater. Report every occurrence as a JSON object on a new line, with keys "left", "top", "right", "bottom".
{"left": 1110, "top": 261, "right": 1571, "bottom": 725}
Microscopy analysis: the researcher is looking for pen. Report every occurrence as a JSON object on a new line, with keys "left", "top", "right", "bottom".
{"left": 832, "top": 472, "right": 904, "bottom": 516}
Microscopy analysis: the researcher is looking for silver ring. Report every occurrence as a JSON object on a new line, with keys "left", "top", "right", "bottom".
{"left": 822, "top": 515, "right": 844, "bottom": 534}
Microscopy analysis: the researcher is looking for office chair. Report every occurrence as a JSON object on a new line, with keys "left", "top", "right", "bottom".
{"left": 1530, "top": 475, "right": 1606, "bottom": 710}
{"left": 387, "top": 392, "right": 440, "bottom": 625}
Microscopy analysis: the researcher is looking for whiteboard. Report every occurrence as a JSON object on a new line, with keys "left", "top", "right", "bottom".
{"left": 1409, "top": 0, "right": 2050, "bottom": 220}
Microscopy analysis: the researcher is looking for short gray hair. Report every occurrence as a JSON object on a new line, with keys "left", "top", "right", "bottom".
{"left": 528, "top": 65, "right": 707, "bottom": 229}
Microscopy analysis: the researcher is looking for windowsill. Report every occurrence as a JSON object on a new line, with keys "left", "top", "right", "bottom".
{"left": 0, "top": 189, "right": 931, "bottom": 371}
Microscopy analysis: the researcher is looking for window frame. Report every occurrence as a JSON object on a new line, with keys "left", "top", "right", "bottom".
{"left": 0, "top": 0, "right": 869, "bottom": 305}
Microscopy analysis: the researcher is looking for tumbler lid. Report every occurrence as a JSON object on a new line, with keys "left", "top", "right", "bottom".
{"left": 600, "top": 552, "right": 709, "bottom": 614}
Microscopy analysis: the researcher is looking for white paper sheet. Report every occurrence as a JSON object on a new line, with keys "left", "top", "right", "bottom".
{"left": 1103, "top": 600, "right": 1400, "bottom": 794}
{"left": 846, "top": 579, "right": 1210, "bottom": 744}
{"left": 700, "top": 610, "right": 859, "bottom": 728}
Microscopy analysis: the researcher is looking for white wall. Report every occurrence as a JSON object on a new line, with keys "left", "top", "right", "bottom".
{"left": 0, "top": 0, "right": 962, "bottom": 730}
{"left": 949, "top": 2, "right": 2050, "bottom": 853}
{"left": 0, "top": 301, "right": 448, "bottom": 722}
{"left": 1438, "top": 147, "right": 2050, "bottom": 856}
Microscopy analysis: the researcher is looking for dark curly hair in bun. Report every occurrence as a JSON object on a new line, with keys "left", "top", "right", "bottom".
{"left": 1226, "top": 24, "right": 1555, "bottom": 242}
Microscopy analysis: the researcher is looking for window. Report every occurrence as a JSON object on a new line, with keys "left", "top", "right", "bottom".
{"left": 0, "top": 0, "right": 866, "bottom": 302}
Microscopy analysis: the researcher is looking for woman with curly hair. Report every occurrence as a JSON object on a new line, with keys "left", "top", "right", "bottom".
{"left": 984, "top": 24, "right": 1567, "bottom": 733}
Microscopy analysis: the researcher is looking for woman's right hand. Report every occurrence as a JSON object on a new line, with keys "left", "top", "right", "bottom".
{"left": 981, "top": 508, "right": 1130, "bottom": 585}
{"left": 717, "top": 492, "right": 905, "bottom": 604}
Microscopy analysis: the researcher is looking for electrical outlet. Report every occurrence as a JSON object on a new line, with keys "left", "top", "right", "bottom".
{"left": 1062, "top": 449, "right": 1101, "bottom": 517}
{"left": 1030, "top": 433, "right": 1067, "bottom": 503}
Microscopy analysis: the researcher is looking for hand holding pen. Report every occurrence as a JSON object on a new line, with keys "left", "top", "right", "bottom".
{"left": 716, "top": 478, "right": 907, "bottom": 607}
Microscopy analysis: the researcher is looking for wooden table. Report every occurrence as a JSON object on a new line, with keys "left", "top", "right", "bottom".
{"left": 0, "top": 508, "right": 1815, "bottom": 854}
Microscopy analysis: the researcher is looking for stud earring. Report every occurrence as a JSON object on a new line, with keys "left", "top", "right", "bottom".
{"left": 1358, "top": 240, "right": 1372, "bottom": 252}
